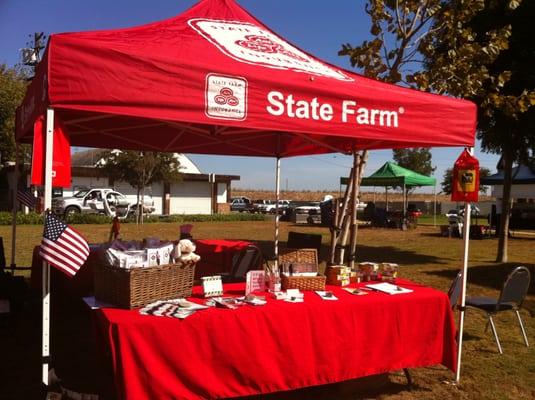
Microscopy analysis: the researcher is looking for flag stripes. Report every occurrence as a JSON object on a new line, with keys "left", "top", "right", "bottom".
{"left": 17, "top": 188, "right": 38, "bottom": 209}
{"left": 40, "top": 213, "right": 89, "bottom": 277}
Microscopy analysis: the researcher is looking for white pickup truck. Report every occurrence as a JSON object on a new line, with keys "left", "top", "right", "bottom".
{"left": 263, "top": 200, "right": 291, "bottom": 214}
{"left": 52, "top": 188, "right": 155, "bottom": 218}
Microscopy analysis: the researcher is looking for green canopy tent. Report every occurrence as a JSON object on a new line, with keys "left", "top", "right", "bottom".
{"left": 342, "top": 161, "right": 437, "bottom": 225}
{"left": 361, "top": 161, "right": 436, "bottom": 187}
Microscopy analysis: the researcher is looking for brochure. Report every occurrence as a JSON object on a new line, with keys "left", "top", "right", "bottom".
{"left": 315, "top": 291, "right": 338, "bottom": 300}
{"left": 342, "top": 287, "right": 369, "bottom": 296}
{"left": 365, "top": 282, "right": 413, "bottom": 295}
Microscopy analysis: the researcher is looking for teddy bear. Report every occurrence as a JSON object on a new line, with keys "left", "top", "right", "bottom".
{"left": 172, "top": 239, "right": 201, "bottom": 265}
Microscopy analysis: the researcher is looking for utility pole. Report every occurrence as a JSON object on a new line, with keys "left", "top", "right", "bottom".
{"left": 20, "top": 32, "right": 46, "bottom": 77}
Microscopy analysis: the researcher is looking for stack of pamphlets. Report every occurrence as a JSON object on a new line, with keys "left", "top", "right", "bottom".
{"left": 140, "top": 299, "right": 209, "bottom": 319}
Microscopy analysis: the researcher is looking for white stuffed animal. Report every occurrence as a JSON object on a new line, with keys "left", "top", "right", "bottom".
{"left": 174, "top": 239, "right": 200, "bottom": 264}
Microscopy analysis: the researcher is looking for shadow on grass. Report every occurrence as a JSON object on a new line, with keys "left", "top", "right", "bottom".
{"left": 424, "top": 263, "right": 535, "bottom": 295}
{"left": 234, "top": 373, "right": 421, "bottom": 400}
{"left": 242, "top": 239, "right": 445, "bottom": 267}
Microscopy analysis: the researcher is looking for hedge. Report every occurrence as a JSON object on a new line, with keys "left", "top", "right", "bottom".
{"left": 0, "top": 212, "right": 267, "bottom": 225}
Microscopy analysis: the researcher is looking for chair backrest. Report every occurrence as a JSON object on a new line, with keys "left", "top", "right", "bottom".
{"left": 287, "top": 231, "right": 322, "bottom": 255}
{"left": 230, "top": 245, "right": 262, "bottom": 279}
{"left": 448, "top": 270, "right": 463, "bottom": 310}
{"left": 498, "top": 266, "right": 531, "bottom": 308}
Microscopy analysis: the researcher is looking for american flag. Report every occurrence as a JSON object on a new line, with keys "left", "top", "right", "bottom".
{"left": 17, "top": 188, "right": 37, "bottom": 209}
{"left": 39, "top": 213, "right": 89, "bottom": 277}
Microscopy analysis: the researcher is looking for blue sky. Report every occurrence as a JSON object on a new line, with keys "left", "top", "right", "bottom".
{"left": 0, "top": 0, "right": 499, "bottom": 191}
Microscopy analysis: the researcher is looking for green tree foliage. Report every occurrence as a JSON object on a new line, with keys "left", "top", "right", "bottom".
{"left": 411, "top": 0, "right": 535, "bottom": 262}
{"left": 100, "top": 151, "right": 182, "bottom": 223}
{"left": 338, "top": 1, "right": 442, "bottom": 191}
{"left": 0, "top": 64, "right": 29, "bottom": 164}
{"left": 392, "top": 148, "right": 436, "bottom": 176}
{"left": 441, "top": 166, "right": 491, "bottom": 195}
{"left": 340, "top": 0, "right": 534, "bottom": 262}
{"left": 339, "top": 0, "right": 442, "bottom": 84}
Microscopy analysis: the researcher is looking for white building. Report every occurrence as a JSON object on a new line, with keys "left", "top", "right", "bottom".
{"left": 6, "top": 149, "right": 239, "bottom": 215}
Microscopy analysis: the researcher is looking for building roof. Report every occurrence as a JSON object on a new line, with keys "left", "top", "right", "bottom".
{"left": 71, "top": 149, "right": 107, "bottom": 167}
{"left": 71, "top": 149, "right": 202, "bottom": 174}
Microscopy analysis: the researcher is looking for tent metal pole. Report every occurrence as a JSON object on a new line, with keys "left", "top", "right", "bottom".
{"left": 274, "top": 157, "right": 281, "bottom": 269}
{"left": 10, "top": 143, "right": 20, "bottom": 273}
{"left": 433, "top": 185, "right": 437, "bottom": 227}
{"left": 42, "top": 108, "right": 54, "bottom": 386}
{"left": 385, "top": 187, "right": 388, "bottom": 211}
{"left": 456, "top": 147, "right": 473, "bottom": 384}
{"left": 403, "top": 183, "right": 407, "bottom": 228}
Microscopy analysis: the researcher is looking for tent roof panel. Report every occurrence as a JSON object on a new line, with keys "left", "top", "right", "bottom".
{"left": 360, "top": 161, "right": 436, "bottom": 187}
{"left": 481, "top": 164, "right": 535, "bottom": 185}
{"left": 16, "top": 0, "right": 476, "bottom": 157}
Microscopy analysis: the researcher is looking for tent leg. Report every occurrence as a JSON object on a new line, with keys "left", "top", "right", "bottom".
{"left": 10, "top": 143, "right": 20, "bottom": 274}
{"left": 402, "top": 183, "right": 406, "bottom": 229}
{"left": 274, "top": 157, "right": 281, "bottom": 269}
{"left": 455, "top": 147, "right": 473, "bottom": 384}
{"left": 42, "top": 108, "right": 55, "bottom": 386}
{"left": 433, "top": 185, "right": 437, "bottom": 227}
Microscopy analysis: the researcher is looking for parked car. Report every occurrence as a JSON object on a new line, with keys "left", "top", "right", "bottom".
{"left": 264, "top": 200, "right": 291, "bottom": 214}
{"left": 129, "top": 198, "right": 156, "bottom": 215}
{"left": 293, "top": 202, "right": 321, "bottom": 215}
{"left": 230, "top": 197, "right": 251, "bottom": 212}
{"left": 52, "top": 188, "right": 154, "bottom": 218}
{"left": 445, "top": 206, "right": 481, "bottom": 219}
{"left": 250, "top": 199, "right": 273, "bottom": 213}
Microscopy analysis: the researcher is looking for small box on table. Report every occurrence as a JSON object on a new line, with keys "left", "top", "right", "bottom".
{"left": 325, "top": 265, "right": 351, "bottom": 286}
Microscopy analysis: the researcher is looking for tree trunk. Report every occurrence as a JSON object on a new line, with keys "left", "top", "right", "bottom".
{"left": 496, "top": 146, "right": 513, "bottom": 263}
{"left": 348, "top": 152, "right": 361, "bottom": 270}
{"left": 136, "top": 186, "right": 141, "bottom": 225}
{"left": 141, "top": 185, "right": 145, "bottom": 225}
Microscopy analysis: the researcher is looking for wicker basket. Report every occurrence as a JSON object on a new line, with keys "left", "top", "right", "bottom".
{"left": 281, "top": 274, "right": 326, "bottom": 291}
{"left": 279, "top": 248, "right": 318, "bottom": 267}
{"left": 94, "top": 262, "right": 195, "bottom": 309}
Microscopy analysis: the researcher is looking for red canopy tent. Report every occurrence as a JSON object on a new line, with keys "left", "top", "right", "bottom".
{"left": 16, "top": 0, "right": 475, "bottom": 154}
{"left": 14, "top": 0, "right": 477, "bottom": 389}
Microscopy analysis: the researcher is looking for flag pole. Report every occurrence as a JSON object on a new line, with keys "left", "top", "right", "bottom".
{"left": 42, "top": 108, "right": 54, "bottom": 386}
{"left": 10, "top": 143, "right": 20, "bottom": 273}
{"left": 455, "top": 146, "right": 473, "bottom": 383}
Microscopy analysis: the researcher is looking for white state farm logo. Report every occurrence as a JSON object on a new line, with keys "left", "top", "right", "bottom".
{"left": 205, "top": 74, "right": 247, "bottom": 120}
{"left": 188, "top": 19, "right": 352, "bottom": 81}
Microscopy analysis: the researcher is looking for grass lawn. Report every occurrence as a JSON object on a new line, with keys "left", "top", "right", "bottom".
{"left": 1, "top": 221, "right": 534, "bottom": 399}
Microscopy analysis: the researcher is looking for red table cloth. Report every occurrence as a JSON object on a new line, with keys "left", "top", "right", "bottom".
{"left": 95, "top": 280, "right": 457, "bottom": 400}
{"left": 193, "top": 239, "right": 252, "bottom": 278}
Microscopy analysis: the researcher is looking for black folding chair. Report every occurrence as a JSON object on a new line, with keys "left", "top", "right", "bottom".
{"left": 466, "top": 266, "right": 531, "bottom": 354}
{"left": 287, "top": 231, "right": 322, "bottom": 254}
{"left": 221, "top": 245, "right": 262, "bottom": 283}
